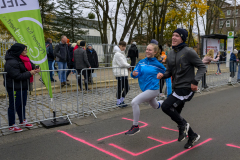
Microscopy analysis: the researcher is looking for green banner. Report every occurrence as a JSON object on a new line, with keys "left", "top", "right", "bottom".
{"left": 0, "top": 0, "right": 52, "bottom": 98}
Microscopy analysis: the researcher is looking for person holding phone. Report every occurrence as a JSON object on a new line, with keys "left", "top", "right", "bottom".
{"left": 157, "top": 28, "right": 206, "bottom": 149}
{"left": 4, "top": 43, "right": 41, "bottom": 132}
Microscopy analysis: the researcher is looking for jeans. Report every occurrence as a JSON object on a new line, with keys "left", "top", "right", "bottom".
{"left": 238, "top": 65, "right": 240, "bottom": 80}
{"left": 7, "top": 90, "right": 27, "bottom": 126}
{"left": 48, "top": 60, "right": 54, "bottom": 81}
{"left": 57, "top": 62, "right": 67, "bottom": 83}
{"left": 216, "top": 63, "right": 221, "bottom": 73}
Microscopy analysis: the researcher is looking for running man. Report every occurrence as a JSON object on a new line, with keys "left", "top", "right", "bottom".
{"left": 157, "top": 28, "right": 206, "bottom": 149}
{"left": 125, "top": 43, "right": 171, "bottom": 135}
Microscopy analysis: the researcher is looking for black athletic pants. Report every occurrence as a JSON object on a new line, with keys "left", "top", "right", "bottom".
{"left": 77, "top": 69, "right": 88, "bottom": 90}
{"left": 116, "top": 77, "right": 129, "bottom": 99}
{"left": 161, "top": 93, "right": 196, "bottom": 137}
{"left": 130, "top": 57, "right": 137, "bottom": 70}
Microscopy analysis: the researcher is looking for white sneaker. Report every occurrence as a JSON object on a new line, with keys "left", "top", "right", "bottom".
{"left": 157, "top": 100, "right": 164, "bottom": 109}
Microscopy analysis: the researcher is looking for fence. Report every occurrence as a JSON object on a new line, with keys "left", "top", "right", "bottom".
{"left": 0, "top": 62, "right": 240, "bottom": 131}
{"left": 0, "top": 42, "right": 147, "bottom": 71}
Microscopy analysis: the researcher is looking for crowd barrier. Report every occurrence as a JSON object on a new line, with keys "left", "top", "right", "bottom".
{"left": 0, "top": 62, "right": 239, "bottom": 130}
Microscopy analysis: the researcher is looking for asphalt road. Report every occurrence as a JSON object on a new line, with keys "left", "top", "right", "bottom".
{"left": 1, "top": 85, "right": 240, "bottom": 160}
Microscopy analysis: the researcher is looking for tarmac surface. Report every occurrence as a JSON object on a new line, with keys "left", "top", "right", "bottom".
{"left": 0, "top": 85, "right": 240, "bottom": 160}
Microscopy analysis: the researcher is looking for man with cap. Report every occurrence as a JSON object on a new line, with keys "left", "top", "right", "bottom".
{"left": 86, "top": 44, "right": 99, "bottom": 84}
{"left": 127, "top": 41, "right": 139, "bottom": 71}
{"left": 157, "top": 28, "right": 206, "bottom": 149}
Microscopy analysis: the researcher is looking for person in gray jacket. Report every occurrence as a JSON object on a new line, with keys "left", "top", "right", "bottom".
{"left": 54, "top": 35, "right": 70, "bottom": 86}
{"left": 74, "top": 41, "right": 91, "bottom": 90}
{"left": 157, "top": 28, "right": 206, "bottom": 149}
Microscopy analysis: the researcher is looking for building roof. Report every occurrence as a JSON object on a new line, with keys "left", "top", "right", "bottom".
{"left": 201, "top": 34, "right": 237, "bottom": 39}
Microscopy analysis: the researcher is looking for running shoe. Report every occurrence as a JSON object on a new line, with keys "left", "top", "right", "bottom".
{"left": 9, "top": 125, "right": 23, "bottom": 132}
{"left": 184, "top": 134, "right": 201, "bottom": 149}
{"left": 178, "top": 123, "right": 190, "bottom": 141}
{"left": 125, "top": 125, "right": 140, "bottom": 135}
{"left": 157, "top": 100, "right": 164, "bottom": 109}
{"left": 20, "top": 120, "right": 33, "bottom": 128}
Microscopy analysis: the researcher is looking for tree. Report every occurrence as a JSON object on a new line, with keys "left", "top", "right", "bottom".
{"left": 52, "top": 0, "right": 88, "bottom": 42}
{"left": 38, "top": 0, "right": 57, "bottom": 41}
{"left": 0, "top": 20, "right": 13, "bottom": 41}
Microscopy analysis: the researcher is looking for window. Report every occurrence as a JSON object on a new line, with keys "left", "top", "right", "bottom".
{"left": 236, "top": 9, "right": 238, "bottom": 15}
{"left": 219, "top": 20, "right": 223, "bottom": 28}
{"left": 210, "top": 29, "right": 213, "bottom": 34}
{"left": 233, "top": 20, "right": 237, "bottom": 27}
{"left": 227, "top": 10, "right": 231, "bottom": 15}
{"left": 226, "top": 20, "right": 230, "bottom": 27}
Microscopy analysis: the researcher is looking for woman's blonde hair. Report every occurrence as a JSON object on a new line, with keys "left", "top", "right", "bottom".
{"left": 71, "top": 43, "right": 77, "bottom": 48}
{"left": 77, "top": 40, "right": 82, "bottom": 46}
{"left": 148, "top": 43, "right": 159, "bottom": 57}
{"left": 205, "top": 49, "right": 214, "bottom": 58}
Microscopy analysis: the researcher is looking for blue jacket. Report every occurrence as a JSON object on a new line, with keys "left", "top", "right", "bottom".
{"left": 230, "top": 52, "right": 237, "bottom": 62}
{"left": 131, "top": 57, "right": 171, "bottom": 95}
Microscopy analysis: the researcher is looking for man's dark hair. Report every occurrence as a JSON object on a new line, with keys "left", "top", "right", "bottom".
{"left": 46, "top": 38, "right": 52, "bottom": 43}
{"left": 119, "top": 41, "right": 127, "bottom": 47}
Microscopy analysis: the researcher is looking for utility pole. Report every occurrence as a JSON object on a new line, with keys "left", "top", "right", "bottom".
{"left": 234, "top": 0, "right": 236, "bottom": 33}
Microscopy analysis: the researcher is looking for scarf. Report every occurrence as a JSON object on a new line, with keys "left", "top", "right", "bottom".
{"left": 172, "top": 43, "right": 187, "bottom": 52}
{"left": 19, "top": 55, "right": 33, "bottom": 83}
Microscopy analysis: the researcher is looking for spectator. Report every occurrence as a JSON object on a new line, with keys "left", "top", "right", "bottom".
{"left": 86, "top": 44, "right": 99, "bottom": 84}
{"left": 159, "top": 45, "right": 167, "bottom": 63}
{"left": 215, "top": 53, "right": 223, "bottom": 75}
{"left": 4, "top": 43, "right": 40, "bottom": 132}
{"left": 150, "top": 39, "right": 158, "bottom": 45}
{"left": 74, "top": 41, "right": 91, "bottom": 90}
{"left": 237, "top": 50, "right": 240, "bottom": 82}
{"left": 112, "top": 41, "right": 130, "bottom": 107}
{"left": 202, "top": 49, "right": 220, "bottom": 89}
{"left": 45, "top": 38, "right": 57, "bottom": 82}
{"left": 229, "top": 49, "right": 238, "bottom": 83}
{"left": 54, "top": 35, "right": 70, "bottom": 86}
{"left": 127, "top": 41, "right": 139, "bottom": 71}
{"left": 66, "top": 41, "right": 75, "bottom": 81}
{"left": 222, "top": 50, "right": 227, "bottom": 62}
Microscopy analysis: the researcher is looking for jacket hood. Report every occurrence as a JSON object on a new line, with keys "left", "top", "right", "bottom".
{"left": 113, "top": 46, "right": 125, "bottom": 54}
{"left": 5, "top": 50, "right": 18, "bottom": 61}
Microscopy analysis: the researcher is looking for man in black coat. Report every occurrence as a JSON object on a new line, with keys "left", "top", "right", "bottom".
{"left": 45, "top": 38, "right": 56, "bottom": 82}
{"left": 127, "top": 42, "right": 138, "bottom": 70}
{"left": 86, "top": 44, "right": 99, "bottom": 84}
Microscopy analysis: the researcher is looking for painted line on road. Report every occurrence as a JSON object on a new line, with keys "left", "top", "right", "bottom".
{"left": 167, "top": 138, "right": 213, "bottom": 160}
{"left": 97, "top": 117, "right": 148, "bottom": 141}
{"left": 58, "top": 130, "right": 125, "bottom": 160}
{"left": 226, "top": 144, "right": 240, "bottom": 149}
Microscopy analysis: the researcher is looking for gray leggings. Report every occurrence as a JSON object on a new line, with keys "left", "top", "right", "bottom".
{"left": 131, "top": 90, "right": 159, "bottom": 125}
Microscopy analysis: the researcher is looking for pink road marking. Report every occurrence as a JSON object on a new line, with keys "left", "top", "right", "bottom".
{"left": 97, "top": 117, "right": 148, "bottom": 141}
{"left": 109, "top": 138, "right": 177, "bottom": 156}
{"left": 167, "top": 138, "right": 213, "bottom": 160}
{"left": 226, "top": 144, "right": 240, "bottom": 149}
{"left": 162, "top": 126, "right": 179, "bottom": 132}
{"left": 147, "top": 136, "right": 178, "bottom": 144}
{"left": 58, "top": 130, "right": 125, "bottom": 160}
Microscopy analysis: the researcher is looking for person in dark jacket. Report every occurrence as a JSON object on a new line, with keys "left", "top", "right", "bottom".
{"left": 66, "top": 42, "right": 76, "bottom": 81}
{"left": 229, "top": 49, "right": 238, "bottom": 83}
{"left": 74, "top": 41, "right": 91, "bottom": 90}
{"left": 53, "top": 35, "right": 70, "bottom": 86}
{"left": 157, "top": 28, "right": 206, "bottom": 149}
{"left": 127, "top": 42, "right": 138, "bottom": 71}
{"left": 4, "top": 43, "right": 40, "bottom": 132}
{"left": 86, "top": 44, "right": 99, "bottom": 84}
{"left": 45, "top": 38, "right": 56, "bottom": 82}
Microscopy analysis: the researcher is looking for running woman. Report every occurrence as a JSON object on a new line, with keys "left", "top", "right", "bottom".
{"left": 125, "top": 43, "right": 171, "bottom": 136}
{"left": 157, "top": 28, "right": 206, "bottom": 149}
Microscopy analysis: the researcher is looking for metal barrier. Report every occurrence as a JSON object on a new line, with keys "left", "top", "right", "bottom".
{"left": 0, "top": 69, "right": 80, "bottom": 130}
{"left": 1, "top": 61, "right": 240, "bottom": 130}
{"left": 0, "top": 42, "right": 147, "bottom": 71}
{"left": 199, "top": 61, "right": 240, "bottom": 92}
